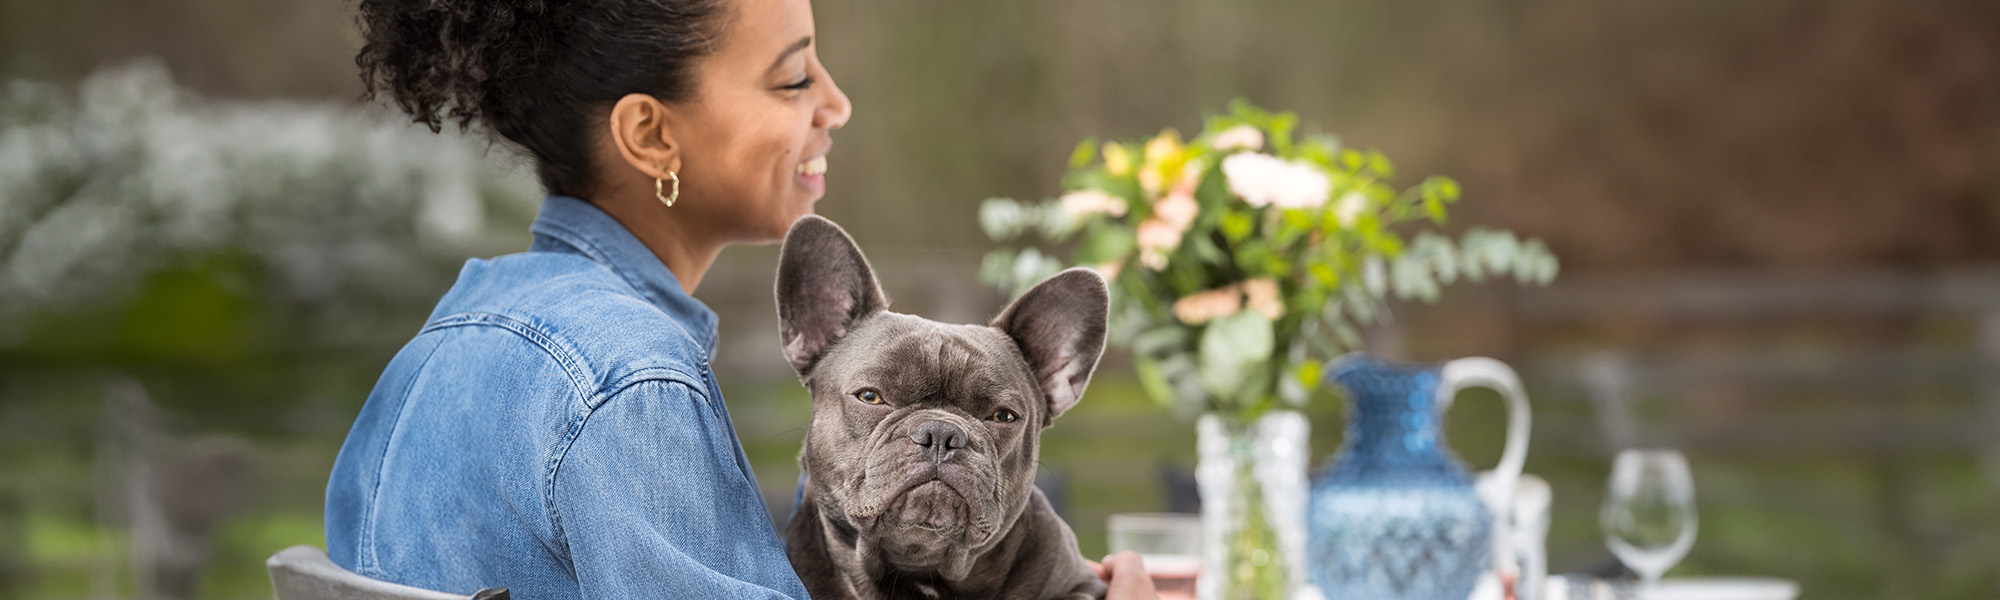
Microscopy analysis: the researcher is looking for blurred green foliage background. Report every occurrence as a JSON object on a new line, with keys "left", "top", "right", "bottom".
{"left": 2, "top": 0, "right": 1998, "bottom": 598}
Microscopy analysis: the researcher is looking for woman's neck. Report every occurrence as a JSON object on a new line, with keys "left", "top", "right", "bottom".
{"left": 588, "top": 189, "right": 722, "bottom": 295}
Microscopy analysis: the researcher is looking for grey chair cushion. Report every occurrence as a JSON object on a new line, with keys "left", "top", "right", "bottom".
{"left": 266, "top": 546, "right": 502, "bottom": 600}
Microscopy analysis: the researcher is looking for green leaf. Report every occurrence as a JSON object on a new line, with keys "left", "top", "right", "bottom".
{"left": 1280, "top": 209, "right": 1314, "bottom": 235}
{"left": 1073, "top": 226, "right": 1137, "bottom": 265}
{"left": 978, "top": 197, "right": 1026, "bottom": 241}
{"left": 1299, "top": 133, "right": 1342, "bottom": 166}
{"left": 1134, "top": 355, "right": 1179, "bottom": 410}
{"left": 1422, "top": 176, "right": 1462, "bottom": 204}
{"left": 1069, "top": 136, "right": 1099, "bottom": 170}
{"left": 1041, "top": 203, "right": 1087, "bottom": 241}
{"left": 1062, "top": 169, "right": 1143, "bottom": 208}
{"left": 1295, "top": 359, "right": 1324, "bottom": 390}
{"left": 979, "top": 250, "right": 1016, "bottom": 289}
{"left": 1366, "top": 150, "right": 1395, "bottom": 179}
{"left": 1391, "top": 254, "right": 1441, "bottom": 302}
{"left": 1194, "top": 162, "right": 1231, "bottom": 209}
{"left": 1310, "top": 262, "right": 1340, "bottom": 287}
{"left": 1263, "top": 254, "right": 1293, "bottom": 277}
{"left": 1331, "top": 319, "right": 1363, "bottom": 349}
{"left": 1514, "top": 238, "right": 1557, "bottom": 284}
{"left": 1419, "top": 232, "right": 1459, "bottom": 284}
{"left": 1288, "top": 358, "right": 1320, "bottom": 406}
{"left": 1424, "top": 196, "right": 1447, "bottom": 224}
{"left": 1197, "top": 310, "right": 1275, "bottom": 403}
{"left": 1234, "top": 243, "right": 1272, "bottom": 275}
{"left": 1010, "top": 247, "right": 1063, "bottom": 295}
{"left": 1131, "top": 326, "right": 1191, "bottom": 357}
{"left": 1191, "top": 233, "right": 1229, "bottom": 267}
{"left": 1220, "top": 211, "right": 1255, "bottom": 242}
{"left": 1339, "top": 149, "right": 1365, "bottom": 172}
{"left": 1269, "top": 112, "right": 1299, "bottom": 156}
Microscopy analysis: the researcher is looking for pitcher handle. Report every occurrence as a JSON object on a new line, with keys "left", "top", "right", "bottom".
{"left": 1438, "top": 357, "right": 1531, "bottom": 497}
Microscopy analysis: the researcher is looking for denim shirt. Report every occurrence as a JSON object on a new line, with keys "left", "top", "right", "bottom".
{"left": 324, "top": 195, "right": 808, "bottom": 599}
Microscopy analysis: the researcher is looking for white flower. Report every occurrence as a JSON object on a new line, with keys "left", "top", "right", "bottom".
{"left": 1271, "top": 161, "right": 1331, "bottom": 210}
{"left": 1333, "top": 191, "right": 1369, "bottom": 227}
{"left": 1221, "top": 153, "right": 1330, "bottom": 210}
{"left": 1222, "top": 153, "right": 1285, "bottom": 208}
{"left": 1211, "top": 125, "right": 1264, "bottom": 152}
{"left": 1059, "top": 190, "right": 1128, "bottom": 218}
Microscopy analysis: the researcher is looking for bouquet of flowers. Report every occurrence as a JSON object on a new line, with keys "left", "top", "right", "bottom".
{"left": 981, "top": 100, "right": 1558, "bottom": 421}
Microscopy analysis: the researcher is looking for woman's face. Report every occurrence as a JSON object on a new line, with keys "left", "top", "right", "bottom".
{"left": 670, "top": 0, "right": 852, "bottom": 242}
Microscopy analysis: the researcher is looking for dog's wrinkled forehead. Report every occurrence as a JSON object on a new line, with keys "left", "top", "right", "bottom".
{"left": 819, "top": 313, "right": 1039, "bottom": 410}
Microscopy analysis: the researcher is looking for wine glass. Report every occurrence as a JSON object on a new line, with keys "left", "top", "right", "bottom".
{"left": 1106, "top": 513, "right": 1203, "bottom": 600}
{"left": 1600, "top": 449, "right": 1698, "bottom": 588}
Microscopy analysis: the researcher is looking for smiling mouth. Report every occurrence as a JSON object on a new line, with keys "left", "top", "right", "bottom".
{"left": 796, "top": 155, "right": 827, "bottom": 176}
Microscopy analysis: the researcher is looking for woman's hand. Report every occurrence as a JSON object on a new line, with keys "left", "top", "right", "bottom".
{"left": 1088, "top": 551, "right": 1159, "bottom": 599}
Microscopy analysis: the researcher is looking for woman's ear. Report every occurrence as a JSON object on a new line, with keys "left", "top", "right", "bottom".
{"left": 608, "top": 93, "right": 681, "bottom": 179}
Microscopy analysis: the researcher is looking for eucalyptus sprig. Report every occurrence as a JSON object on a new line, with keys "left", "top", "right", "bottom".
{"left": 981, "top": 100, "right": 1557, "bottom": 419}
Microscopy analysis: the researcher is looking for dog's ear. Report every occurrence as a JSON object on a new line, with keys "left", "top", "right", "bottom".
{"left": 991, "top": 268, "right": 1110, "bottom": 423}
{"left": 776, "top": 215, "right": 888, "bottom": 377}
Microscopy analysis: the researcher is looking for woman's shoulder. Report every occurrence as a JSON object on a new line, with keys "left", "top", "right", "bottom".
{"left": 421, "top": 252, "right": 717, "bottom": 398}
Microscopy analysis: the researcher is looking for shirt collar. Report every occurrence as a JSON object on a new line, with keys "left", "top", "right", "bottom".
{"left": 527, "top": 194, "right": 719, "bottom": 357}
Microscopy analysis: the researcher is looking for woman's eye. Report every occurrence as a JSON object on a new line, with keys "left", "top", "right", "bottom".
{"left": 781, "top": 75, "right": 816, "bottom": 91}
{"left": 854, "top": 389, "right": 884, "bottom": 405}
{"left": 989, "top": 408, "right": 1019, "bottom": 423}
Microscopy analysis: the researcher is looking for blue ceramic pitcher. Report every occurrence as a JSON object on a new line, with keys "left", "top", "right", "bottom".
{"left": 1307, "top": 354, "right": 1531, "bottom": 600}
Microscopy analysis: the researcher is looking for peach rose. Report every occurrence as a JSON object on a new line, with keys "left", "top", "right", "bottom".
{"left": 1136, "top": 218, "right": 1183, "bottom": 270}
{"left": 1060, "top": 190, "right": 1129, "bottom": 218}
{"left": 1242, "top": 278, "right": 1284, "bottom": 319}
{"left": 1173, "top": 285, "right": 1244, "bottom": 325}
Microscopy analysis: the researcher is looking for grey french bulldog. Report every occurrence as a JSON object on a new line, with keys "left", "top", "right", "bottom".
{"left": 775, "top": 215, "right": 1111, "bottom": 600}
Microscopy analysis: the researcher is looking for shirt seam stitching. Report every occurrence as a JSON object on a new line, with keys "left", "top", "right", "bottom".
{"left": 420, "top": 312, "right": 597, "bottom": 402}
{"left": 418, "top": 311, "right": 600, "bottom": 558}
{"left": 546, "top": 376, "right": 714, "bottom": 566}
{"left": 359, "top": 334, "right": 447, "bottom": 577}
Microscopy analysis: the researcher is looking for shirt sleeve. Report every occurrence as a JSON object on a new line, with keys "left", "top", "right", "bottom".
{"left": 553, "top": 378, "right": 809, "bottom": 599}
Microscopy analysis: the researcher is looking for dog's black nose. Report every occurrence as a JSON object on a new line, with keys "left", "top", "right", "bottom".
{"left": 910, "top": 420, "right": 967, "bottom": 463}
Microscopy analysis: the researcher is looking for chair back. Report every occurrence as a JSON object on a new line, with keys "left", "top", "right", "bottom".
{"left": 266, "top": 546, "right": 509, "bottom": 600}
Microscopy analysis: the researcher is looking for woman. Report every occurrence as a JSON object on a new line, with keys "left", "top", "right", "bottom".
{"left": 323, "top": 0, "right": 1155, "bottom": 597}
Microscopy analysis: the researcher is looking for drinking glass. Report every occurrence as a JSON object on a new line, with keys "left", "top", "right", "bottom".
{"left": 1600, "top": 449, "right": 1697, "bottom": 586}
{"left": 1106, "top": 513, "right": 1202, "bottom": 600}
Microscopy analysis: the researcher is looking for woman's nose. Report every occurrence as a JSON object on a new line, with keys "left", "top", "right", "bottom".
{"left": 818, "top": 71, "right": 853, "bottom": 131}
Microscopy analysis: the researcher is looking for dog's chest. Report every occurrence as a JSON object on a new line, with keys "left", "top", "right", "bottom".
{"left": 875, "top": 571, "right": 954, "bottom": 600}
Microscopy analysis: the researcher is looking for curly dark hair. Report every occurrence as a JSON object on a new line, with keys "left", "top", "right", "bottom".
{"left": 355, "top": 0, "right": 726, "bottom": 197}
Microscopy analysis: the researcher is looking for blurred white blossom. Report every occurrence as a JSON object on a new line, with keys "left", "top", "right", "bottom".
{"left": 1210, "top": 125, "right": 1264, "bottom": 152}
{"left": 1221, "top": 152, "right": 1330, "bottom": 210}
{"left": 1333, "top": 191, "right": 1369, "bottom": 226}
{"left": 0, "top": 61, "right": 538, "bottom": 317}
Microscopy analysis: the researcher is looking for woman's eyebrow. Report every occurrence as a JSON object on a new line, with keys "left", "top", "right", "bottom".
{"left": 766, "top": 36, "right": 814, "bottom": 74}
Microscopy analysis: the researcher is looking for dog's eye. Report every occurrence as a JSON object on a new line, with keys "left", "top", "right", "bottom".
{"left": 854, "top": 389, "right": 885, "bottom": 405}
{"left": 989, "top": 408, "right": 1019, "bottom": 423}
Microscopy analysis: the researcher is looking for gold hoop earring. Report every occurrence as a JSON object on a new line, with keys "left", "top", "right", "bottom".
{"left": 656, "top": 171, "right": 680, "bottom": 207}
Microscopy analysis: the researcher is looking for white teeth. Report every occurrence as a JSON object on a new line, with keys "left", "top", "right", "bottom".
{"left": 796, "top": 155, "right": 827, "bottom": 176}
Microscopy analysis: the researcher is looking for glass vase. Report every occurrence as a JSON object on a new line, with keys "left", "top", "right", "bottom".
{"left": 1196, "top": 410, "right": 1308, "bottom": 600}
